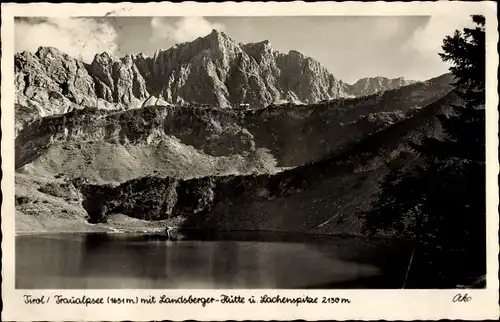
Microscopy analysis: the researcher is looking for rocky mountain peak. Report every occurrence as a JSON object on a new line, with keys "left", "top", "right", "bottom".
{"left": 91, "top": 52, "right": 115, "bottom": 66}
{"left": 94, "top": 51, "right": 125, "bottom": 64}
{"left": 34, "top": 46, "right": 86, "bottom": 72}
{"left": 200, "top": 29, "right": 240, "bottom": 55}
{"left": 241, "top": 40, "right": 275, "bottom": 63}
{"left": 88, "top": 50, "right": 148, "bottom": 105}
{"left": 35, "top": 46, "right": 63, "bottom": 58}
{"left": 34, "top": 46, "right": 83, "bottom": 65}
{"left": 287, "top": 50, "right": 304, "bottom": 59}
{"left": 121, "top": 54, "right": 135, "bottom": 66}
{"left": 208, "top": 29, "right": 230, "bottom": 39}
{"left": 349, "top": 76, "right": 418, "bottom": 97}
{"left": 135, "top": 52, "right": 148, "bottom": 60}
{"left": 15, "top": 30, "right": 430, "bottom": 121}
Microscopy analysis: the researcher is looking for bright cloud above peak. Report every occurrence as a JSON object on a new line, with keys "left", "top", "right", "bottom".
{"left": 409, "top": 15, "right": 475, "bottom": 55}
{"left": 150, "top": 16, "right": 226, "bottom": 44}
{"left": 15, "top": 17, "right": 118, "bottom": 63}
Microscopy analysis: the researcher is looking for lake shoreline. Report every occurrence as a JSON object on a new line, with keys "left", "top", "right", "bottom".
{"left": 15, "top": 212, "right": 172, "bottom": 236}
{"left": 15, "top": 225, "right": 365, "bottom": 240}
{"left": 16, "top": 231, "right": 388, "bottom": 289}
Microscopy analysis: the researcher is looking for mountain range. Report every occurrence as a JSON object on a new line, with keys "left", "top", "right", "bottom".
{"left": 14, "top": 29, "right": 455, "bottom": 238}
{"left": 15, "top": 29, "right": 416, "bottom": 132}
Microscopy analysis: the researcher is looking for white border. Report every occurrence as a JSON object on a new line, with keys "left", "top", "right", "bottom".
{"left": 2, "top": 2, "right": 499, "bottom": 321}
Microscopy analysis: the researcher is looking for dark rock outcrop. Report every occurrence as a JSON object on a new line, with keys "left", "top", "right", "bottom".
{"left": 80, "top": 176, "right": 179, "bottom": 223}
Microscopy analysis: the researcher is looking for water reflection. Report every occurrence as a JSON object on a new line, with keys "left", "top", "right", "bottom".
{"left": 16, "top": 232, "right": 382, "bottom": 289}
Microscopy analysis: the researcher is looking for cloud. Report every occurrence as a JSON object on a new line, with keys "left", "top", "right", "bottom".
{"left": 15, "top": 17, "right": 118, "bottom": 62}
{"left": 368, "top": 17, "right": 407, "bottom": 41}
{"left": 409, "top": 15, "right": 475, "bottom": 55}
{"left": 150, "top": 17, "right": 226, "bottom": 44}
{"left": 391, "top": 15, "right": 477, "bottom": 80}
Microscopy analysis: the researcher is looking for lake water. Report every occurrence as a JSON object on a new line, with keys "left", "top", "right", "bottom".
{"left": 16, "top": 232, "right": 386, "bottom": 289}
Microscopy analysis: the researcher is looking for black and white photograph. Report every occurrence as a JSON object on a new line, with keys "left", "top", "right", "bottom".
{"left": 2, "top": 1, "right": 498, "bottom": 321}
{"left": 11, "top": 13, "right": 490, "bottom": 289}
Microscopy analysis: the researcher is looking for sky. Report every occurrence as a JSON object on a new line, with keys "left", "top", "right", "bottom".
{"left": 14, "top": 15, "right": 475, "bottom": 84}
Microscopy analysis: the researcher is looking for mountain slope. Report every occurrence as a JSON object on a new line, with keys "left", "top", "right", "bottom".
{"left": 79, "top": 90, "right": 459, "bottom": 235}
{"left": 15, "top": 73, "right": 453, "bottom": 185}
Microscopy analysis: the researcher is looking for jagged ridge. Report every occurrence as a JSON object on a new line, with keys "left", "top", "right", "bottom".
{"left": 349, "top": 77, "right": 417, "bottom": 97}
{"left": 15, "top": 29, "right": 419, "bottom": 128}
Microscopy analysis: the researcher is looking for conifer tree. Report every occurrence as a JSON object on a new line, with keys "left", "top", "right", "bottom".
{"left": 361, "top": 15, "right": 486, "bottom": 288}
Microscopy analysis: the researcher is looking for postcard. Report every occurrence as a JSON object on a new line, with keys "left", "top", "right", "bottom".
{"left": 2, "top": 1, "right": 498, "bottom": 320}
